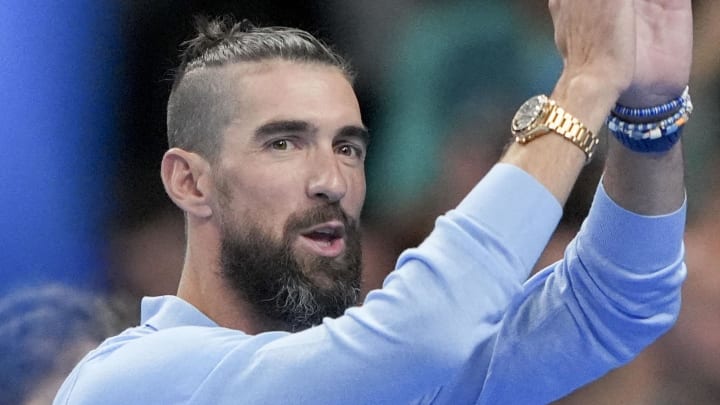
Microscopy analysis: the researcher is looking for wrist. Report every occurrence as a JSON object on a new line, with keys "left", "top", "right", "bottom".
{"left": 612, "top": 86, "right": 688, "bottom": 123}
{"left": 552, "top": 73, "right": 620, "bottom": 134}
{"left": 618, "top": 83, "right": 690, "bottom": 109}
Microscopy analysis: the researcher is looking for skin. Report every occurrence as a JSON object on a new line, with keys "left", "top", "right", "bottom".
{"left": 161, "top": 61, "right": 367, "bottom": 334}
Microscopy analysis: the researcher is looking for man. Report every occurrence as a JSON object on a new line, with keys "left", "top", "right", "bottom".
{"left": 55, "top": 0, "right": 692, "bottom": 403}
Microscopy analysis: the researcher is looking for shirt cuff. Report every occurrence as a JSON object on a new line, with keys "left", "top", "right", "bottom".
{"left": 579, "top": 179, "right": 686, "bottom": 271}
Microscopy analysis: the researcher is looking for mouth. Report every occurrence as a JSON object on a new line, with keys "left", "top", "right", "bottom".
{"left": 297, "top": 220, "right": 346, "bottom": 257}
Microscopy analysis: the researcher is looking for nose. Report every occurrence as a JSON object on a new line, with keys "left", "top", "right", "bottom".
{"left": 306, "top": 150, "right": 347, "bottom": 203}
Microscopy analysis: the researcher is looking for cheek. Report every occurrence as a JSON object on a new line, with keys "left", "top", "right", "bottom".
{"left": 223, "top": 169, "right": 306, "bottom": 230}
{"left": 221, "top": 162, "right": 366, "bottom": 228}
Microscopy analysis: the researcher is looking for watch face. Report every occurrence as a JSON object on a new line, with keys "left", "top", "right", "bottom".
{"left": 512, "top": 95, "right": 546, "bottom": 134}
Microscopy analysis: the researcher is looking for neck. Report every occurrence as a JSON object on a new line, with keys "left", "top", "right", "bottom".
{"left": 176, "top": 218, "right": 280, "bottom": 334}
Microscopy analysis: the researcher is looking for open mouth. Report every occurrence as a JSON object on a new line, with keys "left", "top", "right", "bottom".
{"left": 298, "top": 221, "right": 346, "bottom": 257}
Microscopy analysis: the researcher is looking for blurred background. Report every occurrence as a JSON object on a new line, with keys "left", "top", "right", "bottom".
{"left": 1, "top": 0, "right": 718, "bottom": 403}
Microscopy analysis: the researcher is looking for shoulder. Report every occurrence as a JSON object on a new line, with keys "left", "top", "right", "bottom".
{"left": 58, "top": 324, "right": 281, "bottom": 403}
{"left": 85, "top": 324, "right": 261, "bottom": 372}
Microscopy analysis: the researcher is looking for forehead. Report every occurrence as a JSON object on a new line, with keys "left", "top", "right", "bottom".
{"left": 223, "top": 60, "right": 362, "bottom": 126}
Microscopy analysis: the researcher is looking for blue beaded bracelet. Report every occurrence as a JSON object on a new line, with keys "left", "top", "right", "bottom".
{"left": 607, "top": 107, "right": 690, "bottom": 139}
{"left": 610, "top": 125, "right": 685, "bottom": 153}
{"left": 606, "top": 88, "right": 692, "bottom": 153}
{"left": 612, "top": 87, "right": 689, "bottom": 119}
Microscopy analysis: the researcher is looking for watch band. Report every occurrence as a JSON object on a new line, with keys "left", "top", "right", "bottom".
{"left": 543, "top": 101, "right": 598, "bottom": 162}
{"left": 513, "top": 96, "right": 599, "bottom": 163}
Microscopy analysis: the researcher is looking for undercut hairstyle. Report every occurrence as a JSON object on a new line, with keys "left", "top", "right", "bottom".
{"left": 167, "top": 16, "right": 355, "bottom": 162}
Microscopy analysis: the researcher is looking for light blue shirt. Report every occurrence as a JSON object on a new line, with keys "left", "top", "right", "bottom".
{"left": 54, "top": 163, "right": 686, "bottom": 404}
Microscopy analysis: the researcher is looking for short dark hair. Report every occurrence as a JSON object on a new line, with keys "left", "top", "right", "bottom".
{"left": 167, "top": 16, "right": 354, "bottom": 162}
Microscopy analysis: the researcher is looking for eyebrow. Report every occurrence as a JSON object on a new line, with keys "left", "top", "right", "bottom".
{"left": 254, "top": 120, "right": 315, "bottom": 139}
{"left": 253, "top": 120, "right": 370, "bottom": 146}
{"left": 337, "top": 125, "right": 371, "bottom": 147}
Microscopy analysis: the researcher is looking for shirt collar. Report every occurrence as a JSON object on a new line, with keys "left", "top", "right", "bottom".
{"left": 140, "top": 295, "right": 218, "bottom": 331}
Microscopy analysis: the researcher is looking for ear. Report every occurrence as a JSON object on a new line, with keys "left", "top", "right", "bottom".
{"left": 160, "top": 148, "right": 214, "bottom": 218}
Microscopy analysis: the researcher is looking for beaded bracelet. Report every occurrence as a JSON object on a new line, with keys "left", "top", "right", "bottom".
{"left": 611, "top": 87, "right": 689, "bottom": 119}
{"left": 607, "top": 88, "right": 693, "bottom": 153}
{"left": 607, "top": 105, "right": 692, "bottom": 139}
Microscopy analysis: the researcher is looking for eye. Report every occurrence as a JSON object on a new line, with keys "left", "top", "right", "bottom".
{"left": 269, "top": 139, "right": 294, "bottom": 151}
{"left": 336, "top": 143, "right": 364, "bottom": 159}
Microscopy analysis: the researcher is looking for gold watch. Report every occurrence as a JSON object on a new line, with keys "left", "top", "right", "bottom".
{"left": 511, "top": 95, "right": 598, "bottom": 163}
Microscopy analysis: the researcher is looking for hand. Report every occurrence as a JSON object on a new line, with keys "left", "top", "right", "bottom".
{"left": 550, "top": 0, "right": 636, "bottom": 103}
{"left": 619, "top": 0, "right": 693, "bottom": 107}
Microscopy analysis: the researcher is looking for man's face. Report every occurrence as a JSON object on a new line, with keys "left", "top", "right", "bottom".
{"left": 212, "top": 61, "right": 367, "bottom": 331}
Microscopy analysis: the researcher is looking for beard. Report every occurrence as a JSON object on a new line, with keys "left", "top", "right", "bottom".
{"left": 218, "top": 203, "right": 362, "bottom": 332}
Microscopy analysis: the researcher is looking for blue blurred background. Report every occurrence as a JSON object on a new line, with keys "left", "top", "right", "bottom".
{"left": 0, "top": 1, "right": 121, "bottom": 294}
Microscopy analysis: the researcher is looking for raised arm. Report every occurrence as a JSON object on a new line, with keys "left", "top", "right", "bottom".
{"left": 501, "top": 0, "right": 635, "bottom": 205}
{"left": 603, "top": 0, "right": 691, "bottom": 215}
{"left": 471, "top": 1, "right": 692, "bottom": 403}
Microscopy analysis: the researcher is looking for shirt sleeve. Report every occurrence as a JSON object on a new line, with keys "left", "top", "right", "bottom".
{"left": 474, "top": 179, "right": 687, "bottom": 404}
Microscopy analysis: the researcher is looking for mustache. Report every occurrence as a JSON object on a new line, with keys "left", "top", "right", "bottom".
{"left": 284, "top": 203, "right": 357, "bottom": 235}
